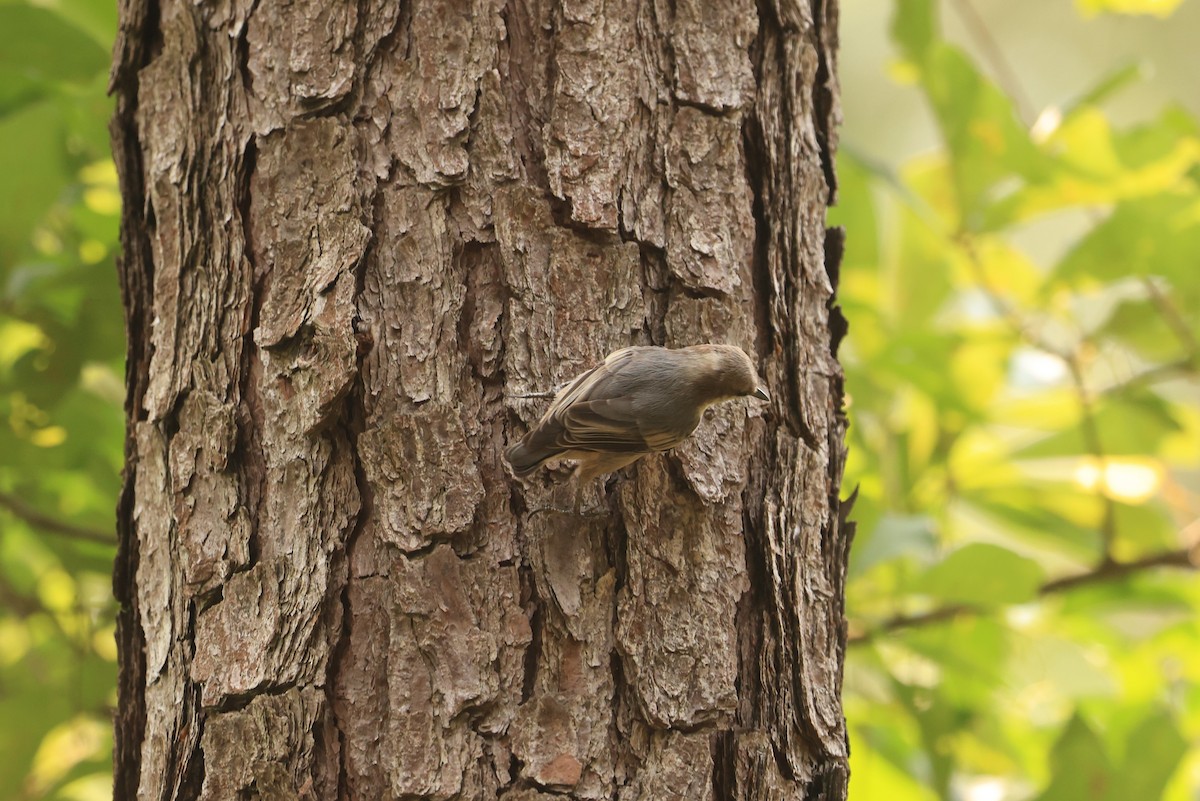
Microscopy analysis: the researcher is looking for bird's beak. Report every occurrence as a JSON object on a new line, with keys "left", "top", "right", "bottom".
{"left": 753, "top": 386, "right": 770, "bottom": 402}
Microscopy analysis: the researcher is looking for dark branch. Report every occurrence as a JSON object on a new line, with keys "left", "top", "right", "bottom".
{"left": 1039, "top": 547, "right": 1197, "bottom": 593}
{"left": 849, "top": 545, "right": 1198, "bottom": 645}
{"left": 0, "top": 491, "right": 115, "bottom": 545}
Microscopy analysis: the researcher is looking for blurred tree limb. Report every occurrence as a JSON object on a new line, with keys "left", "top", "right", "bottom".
{"left": 0, "top": 491, "right": 114, "bottom": 544}
{"left": 849, "top": 544, "right": 1199, "bottom": 645}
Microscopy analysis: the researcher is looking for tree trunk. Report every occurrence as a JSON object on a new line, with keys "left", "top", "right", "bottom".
{"left": 110, "top": 0, "right": 849, "bottom": 799}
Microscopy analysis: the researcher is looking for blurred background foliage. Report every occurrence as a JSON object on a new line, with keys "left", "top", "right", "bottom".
{"left": 0, "top": 0, "right": 1195, "bottom": 799}
{"left": 835, "top": 0, "right": 1200, "bottom": 799}
{"left": 0, "top": 0, "right": 122, "bottom": 797}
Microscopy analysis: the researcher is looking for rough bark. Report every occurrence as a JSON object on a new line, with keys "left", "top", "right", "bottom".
{"left": 110, "top": 0, "right": 850, "bottom": 799}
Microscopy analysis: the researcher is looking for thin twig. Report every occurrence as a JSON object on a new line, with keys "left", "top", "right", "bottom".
{"left": 0, "top": 491, "right": 115, "bottom": 544}
{"left": 851, "top": 604, "right": 971, "bottom": 643}
{"left": 1141, "top": 276, "right": 1200, "bottom": 358}
{"left": 956, "top": 235, "right": 1119, "bottom": 560}
{"left": 947, "top": 0, "right": 1036, "bottom": 124}
{"left": 507, "top": 391, "right": 558, "bottom": 399}
{"left": 954, "top": 235, "right": 1069, "bottom": 359}
{"left": 1063, "top": 355, "right": 1118, "bottom": 559}
{"left": 1103, "top": 357, "right": 1197, "bottom": 395}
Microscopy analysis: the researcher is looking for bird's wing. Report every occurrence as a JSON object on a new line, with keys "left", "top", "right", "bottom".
{"left": 555, "top": 398, "right": 655, "bottom": 452}
{"left": 539, "top": 349, "right": 650, "bottom": 453}
{"left": 548, "top": 347, "right": 636, "bottom": 409}
{"left": 531, "top": 347, "right": 683, "bottom": 455}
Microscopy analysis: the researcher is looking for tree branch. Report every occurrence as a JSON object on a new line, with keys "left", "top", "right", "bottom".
{"left": 957, "top": 235, "right": 1120, "bottom": 559}
{"left": 0, "top": 491, "right": 115, "bottom": 545}
{"left": 1063, "top": 354, "right": 1118, "bottom": 559}
{"left": 849, "top": 545, "right": 1198, "bottom": 645}
{"left": 1039, "top": 547, "right": 1197, "bottom": 593}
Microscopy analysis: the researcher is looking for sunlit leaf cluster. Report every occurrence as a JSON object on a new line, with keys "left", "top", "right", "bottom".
{"left": 0, "top": 0, "right": 121, "bottom": 797}
{"left": 834, "top": 1, "right": 1200, "bottom": 799}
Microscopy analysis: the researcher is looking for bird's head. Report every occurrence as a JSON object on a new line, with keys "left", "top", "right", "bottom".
{"left": 698, "top": 344, "right": 770, "bottom": 403}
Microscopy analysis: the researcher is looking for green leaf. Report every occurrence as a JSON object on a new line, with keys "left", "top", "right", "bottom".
{"left": 890, "top": 679, "right": 962, "bottom": 797}
{"left": 1114, "top": 710, "right": 1188, "bottom": 799}
{"left": 49, "top": 0, "right": 119, "bottom": 48}
{"left": 0, "top": 72, "right": 49, "bottom": 119}
{"left": 1109, "top": 105, "right": 1200, "bottom": 172}
{"left": 850, "top": 724, "right": 941, "bottom": 801}
{"left": 901, "top": 617, "right": 1011, "bottom": 705}
{"left": 1033, "top": 708, "right": 1187, "bottom": 801}
{"left": 1111, "top": 500, "right": 1180, "bottom": 556}
{"left": 993, "top": 105, "right": 1200, "bottom": 225}
{"left": 957, "top": 489, "right": 1103, "bottom": 561}
{"left": 891, "top": 0, "right": 938, "bottom": 63}
{"left": 1010, "top": 636, "right": 1119, "bottom": 700}
{"left": 0, "top": 101, "right": 69, "bottom": 262}
{"left": 1055, "top": 194, "right": 1200, "bottom": 292}
{"left": 828, "top": 153, "right": 881, "bottom": 277}
{"left": 0, "top": 6, "right": 109, "bottom": 89}
{"left": 1097, "top": 296, "right": 1183, "bottom": 362}
{"left": 1033, "top": 714, "right": 1113, "bottom": 801}
{"left": 1062, "top": 584, "right": 1194, "bottom": 641}
{"left": 852, "top": 514, "right": 939, "bottom": 576}
{"left": 1065, "top": 62, "right": 1147, "bottom": 113}
{"left": 917, "top": 45, "right": 1052, "bottom": 229}
{"left": 917, "top": 543, "right": 1045, "bottom": 605}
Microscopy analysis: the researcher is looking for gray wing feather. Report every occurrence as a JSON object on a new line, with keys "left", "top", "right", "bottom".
{"left": 506, "top": 347, "right": 707, "bottom": 475}
{"left": 515, "top": 347, "right": 691, "bottom": 461}
{"left": 542, "top": 348, "right": 652, "bottom": 452}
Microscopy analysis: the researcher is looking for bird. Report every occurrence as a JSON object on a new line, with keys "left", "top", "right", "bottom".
{"left": 505, "top": 344, "right": 770, "bottom": 483}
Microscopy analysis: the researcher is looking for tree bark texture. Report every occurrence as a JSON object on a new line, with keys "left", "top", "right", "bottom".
{"left": 110, "top": 0, "right": 850, "bottom": 799}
